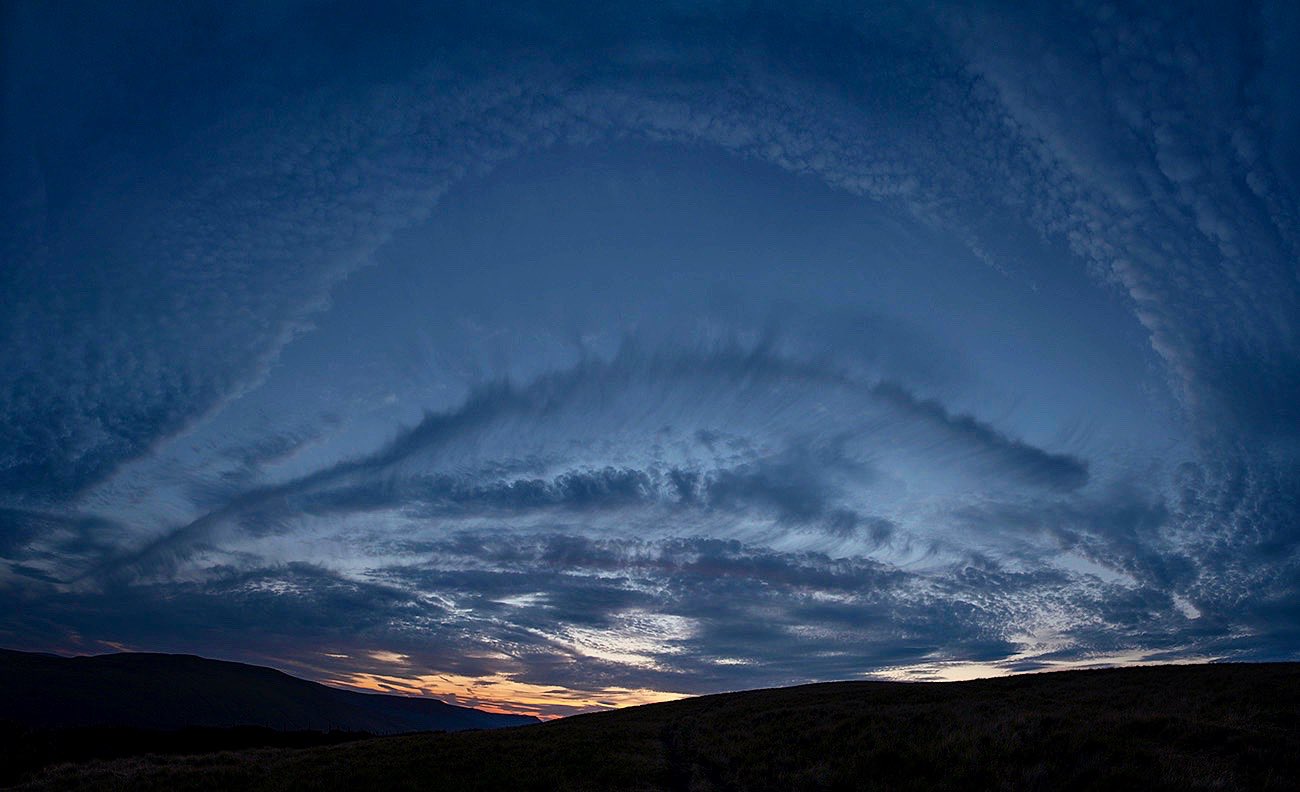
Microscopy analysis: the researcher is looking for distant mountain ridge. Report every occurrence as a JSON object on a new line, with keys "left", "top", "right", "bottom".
{"left": 0, "top": 649, "right": 537, "bottom": 733}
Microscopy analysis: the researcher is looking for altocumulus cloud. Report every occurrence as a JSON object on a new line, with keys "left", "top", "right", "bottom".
{"left": 1, "top": 0, "right": 1298, "bottom": 712}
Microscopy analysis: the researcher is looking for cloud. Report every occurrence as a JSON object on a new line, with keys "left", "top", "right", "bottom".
{"left": 95, "top": 343, "right": 1089, "bottom": 580}
{"left": 0, "top": 1, "right": 1069, "bottom": 508}
{"left": 938, "top": 3, "right": 1300, "bottom": 442}
{"left": 2, "top": 0, "right": 1298, "bottom": 703}
{"left": 0, "top": 561, "right": 423, "bottom": 663}
{"left": 947, "top": 485, "right": 1186, "bottom": 589}
{"left": 0, "top": 507, "right": 127, "bottom": 582}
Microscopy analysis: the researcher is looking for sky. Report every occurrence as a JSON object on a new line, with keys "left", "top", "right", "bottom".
{"left": 2, "top": 0, "right": 1298, "bottom": 718}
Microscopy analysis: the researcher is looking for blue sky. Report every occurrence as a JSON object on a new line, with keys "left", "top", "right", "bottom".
{"left": 2, "top": 1, "right": 1298, "bottom": 716}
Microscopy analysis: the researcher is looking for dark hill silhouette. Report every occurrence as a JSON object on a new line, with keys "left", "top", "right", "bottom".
{"left": 11, "top": 661, "right": 1299, "bottom": 791}
{"left": 0, "top": 649, "right": 536, "bottom": 733}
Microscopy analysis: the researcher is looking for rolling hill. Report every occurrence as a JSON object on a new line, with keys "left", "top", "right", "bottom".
{"left": 9, "top": 661, "right": 1299, "bottom": 791}
{"left": 0, "top": 649, "right": 535, "bottom": 733}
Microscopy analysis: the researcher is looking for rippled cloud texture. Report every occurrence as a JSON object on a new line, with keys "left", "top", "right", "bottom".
{"left": 2, "top": 1, "right": 1298, "bottom": 716}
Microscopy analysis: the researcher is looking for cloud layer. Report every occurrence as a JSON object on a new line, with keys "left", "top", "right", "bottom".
{"left": 2, "top": 0, "right": 1297, "bottom": 714}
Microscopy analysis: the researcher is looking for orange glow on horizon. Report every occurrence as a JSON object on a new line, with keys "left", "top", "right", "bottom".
{"left": 324, "top": 670, "right": 690, "bottom": 720}
{"left": 319, "top": 647, "right": 1227, "bottom": 720}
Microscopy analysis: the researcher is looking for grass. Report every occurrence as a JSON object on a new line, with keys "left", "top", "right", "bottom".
{"left": 11, "top": 663, "right": 1299, "bottom": 791}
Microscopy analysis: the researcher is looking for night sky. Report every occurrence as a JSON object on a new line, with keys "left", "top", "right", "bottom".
{"left": 2, "top": 1, "right": 1299, "bottom": 717}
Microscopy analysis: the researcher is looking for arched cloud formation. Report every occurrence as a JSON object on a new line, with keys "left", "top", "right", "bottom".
{"left": 2, "top": 1, "right": 1297, "bottom": 713}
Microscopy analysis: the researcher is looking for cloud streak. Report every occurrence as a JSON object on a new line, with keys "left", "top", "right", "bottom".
{"left": 96, "top": 344, "right": 1089, "bottom": 577}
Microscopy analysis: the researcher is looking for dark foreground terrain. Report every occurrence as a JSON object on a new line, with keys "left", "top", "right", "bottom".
{"left": 0, "top": 649, "right": 535, "bottom": 785}
{"left": 0, "top": 649, "right": 535, "bottom": 733}
{"left": 10, "top": 662, "right": 1298, "bottom": 791}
